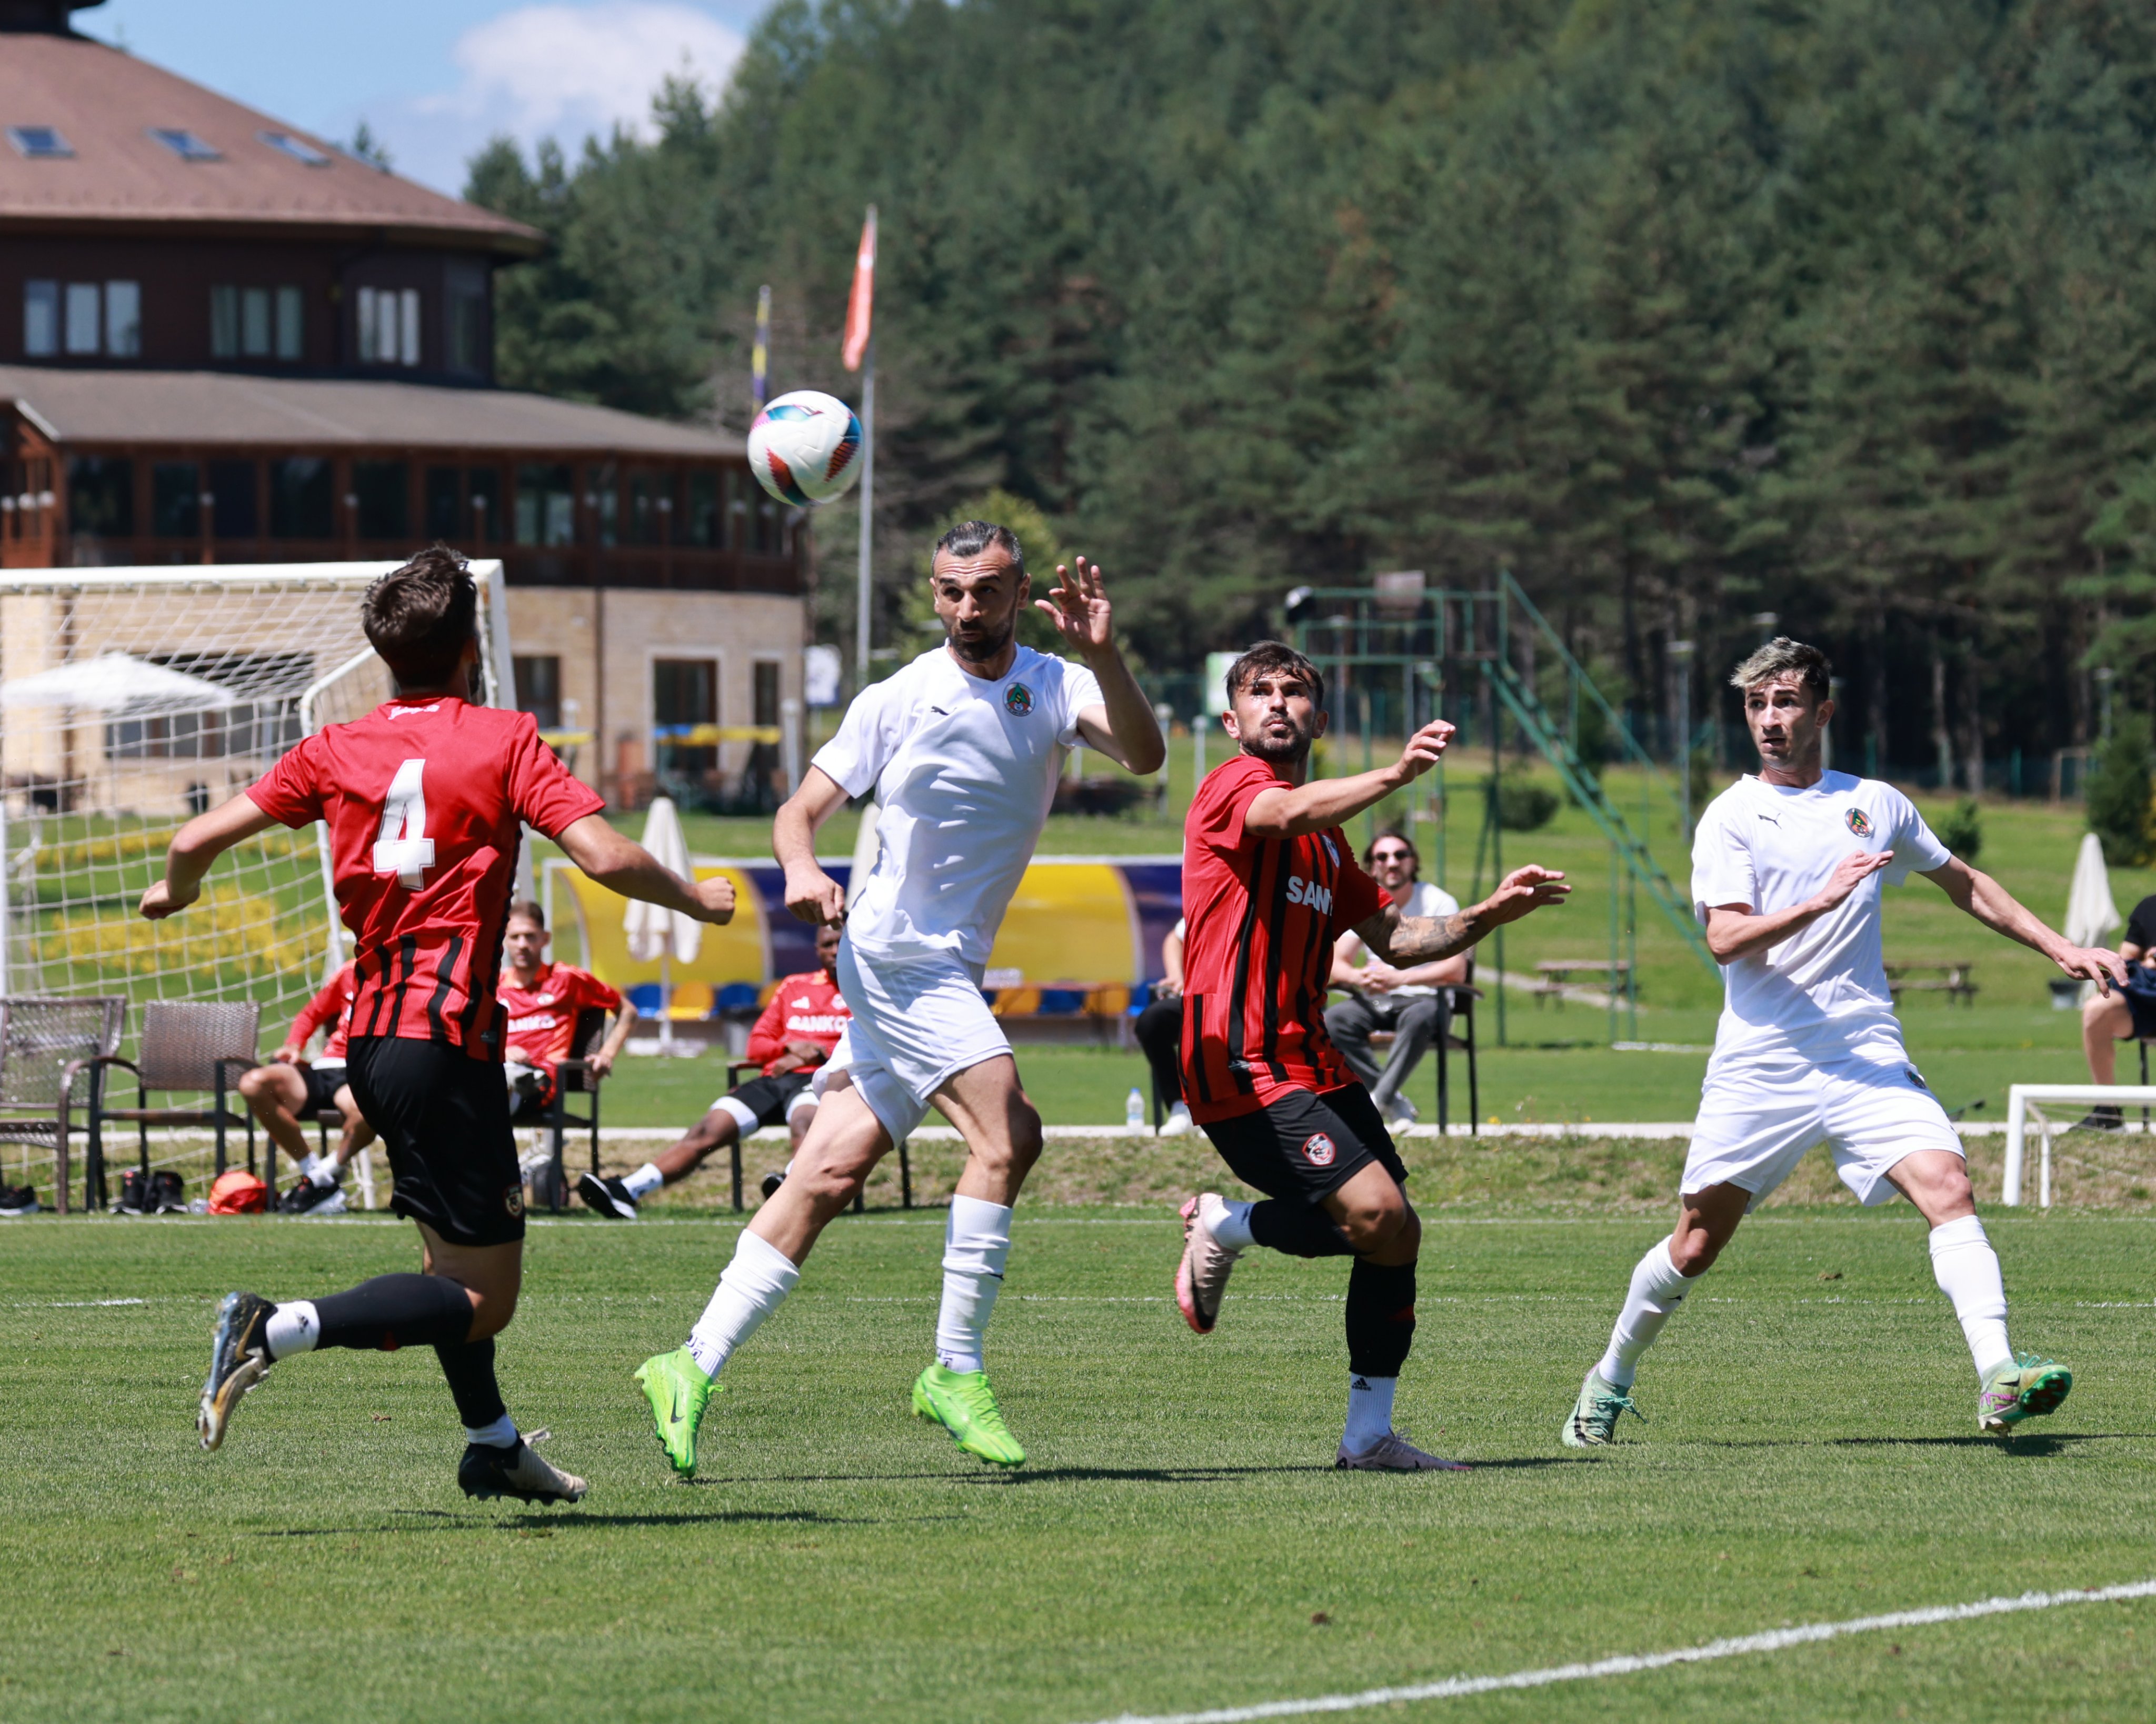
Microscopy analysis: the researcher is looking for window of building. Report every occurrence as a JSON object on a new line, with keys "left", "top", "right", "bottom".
{"left": 686, "top": 470, "right": 718, "bottom": 547}
{"left": 241, "top": 287, "right": 272, "bottom": 357}
{"left": 725, "top": 468, "right": 751, "bottom": 550}
{"left": 152, "top": 462, "right": 201, "bottom": 538}
{"left": 105, "top": 281, "right": 141, "bottom": 357}
{"left": 208, "top": 459, "right": 257, "bottom": 540}
{"left": 467, "top": 465, "right": 502, "bottom": 545}
{"left": 148, "top": 127, "right": 221, "bottom": 162}
{"left": 653, "top": 659, "right": 718, "bottom": 777}
{"left": 352, "top": 461, "right": 408, "bottom": 540}
{"left": 24, "top": 280, "right": 57, "bottom": 356}
{"left": 627, "top": 470, "right": 673, "bottom": 545}
{"left": 447, "top": 265, "right": 486, "bottom": 375}
{"left": 514, "top": 656, "right": 563, "bottom": 730}
{"left": 275, "top": 286, "right": 303, "bottom": 360}
{"left": 591, "top": 462, "right": 618, "bottom": 548}
{"left": 425, "top": 466, "right": 461, "bottom": 540}
{"left": 753, "top": 659, "right": 781, "bottom": 727}
{"left": 64, "top": 283, "right": 99, "bottom": 354}
{"left": 67, "top": 456, "right": 133, "bottom": 537}
{"left": 6, "top": 125, "right": 73, "bottom": 159}
{"left": 515, "top": 464, "right": 574, "bottom": 547}
{"left": 269, "top": 457, "right": 333, "bottom": 538}
{"left": 257, "top": 130, "right": 330, "bottom": 167}
{"left": 210, "top": 285, "right": 236, "bottom": 357}
{"left": 356, "top": 286, "right": 421, "bottom": 366}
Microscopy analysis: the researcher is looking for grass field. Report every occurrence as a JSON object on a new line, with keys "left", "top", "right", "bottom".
{"left": 8, "top": 1198, "right": 2156, "bottom": 1722}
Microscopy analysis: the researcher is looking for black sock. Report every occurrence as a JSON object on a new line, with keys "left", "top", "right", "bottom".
{"left": 434, "top": 1336, "right": 509, "bottom": 1433}
{"left": 1248, "top": 1199, "right": 1355, "bottom": 1259}
{"left": 313, "top": 1274, "right": 474, "bottom": 1351}
{"left": 1345, "top": 1258, "right": 1417, "bottom": 1379}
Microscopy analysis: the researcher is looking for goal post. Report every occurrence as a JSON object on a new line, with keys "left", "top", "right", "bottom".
{"left": 0, "top": 559, "right": 514, "bottom": 1049}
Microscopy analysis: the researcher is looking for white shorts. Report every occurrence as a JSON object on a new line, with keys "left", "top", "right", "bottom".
{"left": 819, "top": 941, "right": 1012, "bottom": 1142}
{"left": 1683, "top": 1049, "right": 1962, "bottom": 1209}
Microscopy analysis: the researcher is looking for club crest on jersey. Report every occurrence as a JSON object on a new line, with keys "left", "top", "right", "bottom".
{"left": 504, "top": 1184, "right": 525, "bottom": 1219}
{"left": 1301, "top": 1132, "right": 1337, "bottom": 1167}
{"left": 1004, "top": 681, "right": 1033, "bottom": 716}
{"left": 1320, "top": 834, "right": 1339, "bottom": 866}
{"left": 1845, "top": 807, "right": 1874, "bottom": 838}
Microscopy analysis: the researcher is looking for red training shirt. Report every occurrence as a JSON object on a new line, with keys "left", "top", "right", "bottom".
{"left": 744, "top": 969, "right": 851, "bottom": 1076}
{"left": 249, "top": 698, "right": 604, "bottom": 1060}
{"left": 1179, "top": 754, "right": 1388, "bottom": 1124}
{"left": 499, "top": 962, "right": 623, "bottom": 1080}
{"left": 286, "top": 960, "right": 360, "bottom": 1061}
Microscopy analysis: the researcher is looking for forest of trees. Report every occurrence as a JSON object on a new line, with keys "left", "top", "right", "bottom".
{"left": 467, "top": 0, "right": 2156, "bottom": 780}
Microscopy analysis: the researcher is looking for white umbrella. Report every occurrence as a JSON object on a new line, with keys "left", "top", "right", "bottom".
{"left": 2066, "top": 830, "right": 2121, "bottom": 1005}
{"left": 1, "top": 651, "right": 237, "bottom": 714}
{"left": 622, "top": 796, "right": 701, "bottom": 1049}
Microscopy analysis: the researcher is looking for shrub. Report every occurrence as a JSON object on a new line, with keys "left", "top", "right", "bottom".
{"left": 1484, "top": 778, "right": 1559, "bottom": 832}
{"left": 2087, "top": 715, "right": 2155, "bottom": 867}
{"left": 1934, "top": 796, "right": 1982, "bottom": 861}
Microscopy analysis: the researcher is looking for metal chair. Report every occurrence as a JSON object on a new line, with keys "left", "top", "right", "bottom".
{"left": 544, "top": 1008, "right": 610, "bottom": 1213}
{"left": 721, "top": 1057, "right": 907, "bottom": 1212}
{"left": 84, "top": 1001, "right": 260, "bottom": 1209}
{"left": 0, "top": 995, "right": 127, "bottom": 1214}
{"left": 1432, "top": 964, "right": 1484, "bottom": 1139}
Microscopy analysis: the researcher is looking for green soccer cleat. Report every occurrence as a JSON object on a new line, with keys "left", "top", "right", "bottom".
{"left": 1560, "top": 1368, "right": 1645, "bottom": 1449}
{"left": 634, "top": 1347, "right": 720, "bottom": 1478}
{"left": 1979, "top": 1355, "right": 2073, "bottom": 1435}
{"left": 912, "top": 1364, "right": 1026, "bottom": 1468}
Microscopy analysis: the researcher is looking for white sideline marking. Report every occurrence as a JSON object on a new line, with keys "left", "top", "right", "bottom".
{"left": 1077, "top": 1580, "right": 2156, "bottom": 1724}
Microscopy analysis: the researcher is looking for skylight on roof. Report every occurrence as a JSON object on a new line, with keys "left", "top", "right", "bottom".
{"left": 6, "top": 126, "right": 74, "bottom": 159}
{"left": 148, "top": 128, "right": 222, "bottom": 162}
{"left": 257, "top": 131, "right": 331, "bottom": 167}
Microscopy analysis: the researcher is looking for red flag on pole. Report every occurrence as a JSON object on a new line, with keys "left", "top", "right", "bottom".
{"left": 842, "top": 205, "right": 876, "bottom": 373}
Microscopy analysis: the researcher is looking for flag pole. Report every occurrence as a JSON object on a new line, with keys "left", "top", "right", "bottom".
{"left": 856, "top": 333, "right": 874, "bottom": 687}
{"left": 751, "top": 284, "right": 770, "bottom": 416}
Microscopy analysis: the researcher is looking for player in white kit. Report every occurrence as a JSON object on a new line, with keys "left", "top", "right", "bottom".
{"left": 1562, "top": 638, "right": 2125, "bottom": 1446}
{"left": 633, "top": 520, "right": 1165, "bottom": 1475}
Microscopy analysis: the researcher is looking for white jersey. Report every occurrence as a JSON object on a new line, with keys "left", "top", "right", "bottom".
{"left": 1336, "top": 879, "right": 1461, "bottom": 996}
{"left": 813, "top": 643, "right": 1103, "bottom": 966}
{"left": 1691, "top": 770, "right": 1950, "bottom": 1071}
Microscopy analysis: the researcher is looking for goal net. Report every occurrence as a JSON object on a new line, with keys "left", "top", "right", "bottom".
{"left": 0, "top": 562, "right": 514, "bottom": 1115}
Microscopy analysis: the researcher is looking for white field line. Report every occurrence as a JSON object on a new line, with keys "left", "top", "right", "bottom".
{"left": 1077, "top": 1580, "right": 2156, "bottom": 1724}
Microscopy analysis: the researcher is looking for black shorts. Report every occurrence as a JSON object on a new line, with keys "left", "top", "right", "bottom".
{"left": 345, "top": 1037, "right": 524, "bottom": 1247}
{"left": 1199, "top": 1083, "right": 1407, "bottom": 1207}
{"left": 723, "top": 1070, "right": 814, "bottom": 1129}
{"left": 300, "top": 1063, "right": 348, "bottom": 1117}
{"left": 2124, "top": 966, "right": 2156, "bottom": 1041}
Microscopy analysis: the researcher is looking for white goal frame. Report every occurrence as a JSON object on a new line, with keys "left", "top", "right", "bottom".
{"left": 2001, "top": 1082, "right": 2156, "bottom": 1206}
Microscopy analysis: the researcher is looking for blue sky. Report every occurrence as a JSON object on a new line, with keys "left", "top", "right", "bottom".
{"left": 78, "top": 0, "right": 769, "bottom": 196}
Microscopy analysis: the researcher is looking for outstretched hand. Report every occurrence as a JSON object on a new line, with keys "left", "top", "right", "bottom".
{"left": 1393, "top": 719, "right": 1455, "bottom": 783}
{"left": 2058, "top": 944, "right": 2129, "bottom": 994}
{"left": 1476, "top": 865, "right": 1570, "bottom": 928}
{"left": 1036, "top": 556, "right": 1115, "bottom": 657}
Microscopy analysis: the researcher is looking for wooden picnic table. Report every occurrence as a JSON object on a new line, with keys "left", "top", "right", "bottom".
{"left": 1530, "top": 959, "right": 1633, "bottom": 1008}
{"left": 1884, "top": 961, "right": 1978, "bottom": 1006}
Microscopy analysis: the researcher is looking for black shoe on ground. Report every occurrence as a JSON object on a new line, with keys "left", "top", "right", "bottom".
{"left": 457, "top": 1437, "right": 587, "bottom": 1504}
{"left": 2076, "top": 1105, "right": 2127, "bottom": 1131}
{"left": 576, "top": 1171, "right": 638, "bottom": 1219}
{"left": 760, "top": 1171, "right": 785, "bottom": 1202}
{"left": 0, "top": 1183, "right": 38, "bottom": 1217}
{"left": 280, "top": 1178, "right": 347, "bottom": 1216}
{"left": 198, "top": 1289, "right": 274, "bottom": 1451}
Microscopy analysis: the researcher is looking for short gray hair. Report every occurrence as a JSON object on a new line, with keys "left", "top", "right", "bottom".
{"left": 1729, "top": 636, "right": 1830, "bottom": 700}
{"left": 934, "top": 519, "right": 1024, "bottom": 577}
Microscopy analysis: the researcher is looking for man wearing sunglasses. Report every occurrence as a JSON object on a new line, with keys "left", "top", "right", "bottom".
{"left": 1324, "top": 833, "right": 1469, "bottom": 1126}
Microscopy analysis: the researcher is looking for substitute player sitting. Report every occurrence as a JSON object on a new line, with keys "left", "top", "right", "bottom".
{"left": 496, "top": 899, "right": 635, "bottom": 1119}
{"left": 1562, "top": 637, "right": 2124, "bottom": 1448}
{"left": 634, "top": 522, "right": 1165, "bottom": 1476}
{"left": 152, "top": 546, "right": 733, "bottom": 1506}
{"left": 1172, "top": 642, "right": 1568, "bottom": 1470}
{"left": 240, "top": 957, "right": 378, "bottom": 1215}
{"left": 581, "top": 919, "right": 849, "bottom": 1218}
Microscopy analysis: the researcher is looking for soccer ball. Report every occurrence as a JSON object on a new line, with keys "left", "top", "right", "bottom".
{"left": 747, "top": 390, "right": 863, "bottom": 507}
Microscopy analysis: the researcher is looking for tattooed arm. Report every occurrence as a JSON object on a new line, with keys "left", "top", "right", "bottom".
{"left": 1350, "top": 865, "right": 1571, "bottom": 965}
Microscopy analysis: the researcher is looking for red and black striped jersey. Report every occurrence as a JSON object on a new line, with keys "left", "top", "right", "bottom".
{"left": 1178, "top": 754, "right": 1388, "bottom": 1123}
{"left": 249, "top": 698, "right": 604, "bottom": 1060}
{"left": 285, "top": 960, "right": 358, "bottom": 1061}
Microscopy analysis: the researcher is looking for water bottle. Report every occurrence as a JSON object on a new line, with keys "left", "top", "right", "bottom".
{"left": 1125, "top": 1086, "right": 1145, "bottom": 1130}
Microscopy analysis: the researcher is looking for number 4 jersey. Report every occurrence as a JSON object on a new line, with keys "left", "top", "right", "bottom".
{"left": 249, "top": 697, "right": 604, "bottom": 1059}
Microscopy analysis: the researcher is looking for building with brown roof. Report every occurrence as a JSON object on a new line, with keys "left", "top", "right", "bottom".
{"left": 0, "top": 0, "right": 806, "bottom": 811}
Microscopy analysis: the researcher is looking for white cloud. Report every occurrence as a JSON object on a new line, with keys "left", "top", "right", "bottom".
{"left": 446, "top": 2, "right": 744, "bottom": 138}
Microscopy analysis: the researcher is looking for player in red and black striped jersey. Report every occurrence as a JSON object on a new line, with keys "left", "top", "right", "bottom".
{"left": 144, "top": 546, "right": 734, "bottom": 1505}
{"left": 1174, "top": 642, "right": 1568, "bottom": 1470}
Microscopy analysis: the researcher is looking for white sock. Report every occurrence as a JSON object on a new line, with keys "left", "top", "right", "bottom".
{"left": 1929, "top": 1215, "right": 2013, "bottom": 1380}
{"left": 263, "top": 1300, "right": 319, "bottom": 1359}
{"left": 298, "top": 1152, "right": 325, "bottom": 1181}
{"left": 1202, "top": 1195, "right": 1255, "bottom": 1253}
{"left": 464, "top": 1412, "right": 518, "bottom": 1449}
{"left": 623, "top": 1161, "right": 664, "bottom": 1199}
{"left": 686, "top": 1230, "right": 801, "bottom": 1377}
{"left": 935, "top": 1195, "right": 1013, "bottom": 1375}
{"left": 1342, "top": 1374, "right": 1398, "bottom": 1454}
{"left": 1595, "top": 1238, "right": 1696, "bottom": 1390}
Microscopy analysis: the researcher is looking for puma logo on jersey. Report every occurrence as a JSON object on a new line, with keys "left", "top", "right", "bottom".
{"left": 1286, "top": 875, "right": 1334, "bottom": 914}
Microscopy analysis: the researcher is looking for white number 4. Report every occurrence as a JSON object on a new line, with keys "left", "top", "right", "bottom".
{"left": 371, "top": 757, "right": 436, "bottom": 888}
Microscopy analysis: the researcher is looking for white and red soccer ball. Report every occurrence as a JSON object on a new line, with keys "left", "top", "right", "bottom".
{"left": 747, "top": 390, "right": 864, "bottom": 507}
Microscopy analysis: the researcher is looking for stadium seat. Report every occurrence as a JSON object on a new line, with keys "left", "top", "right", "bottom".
{"left": 82, "top": 1001, "right": 260, "bottom": 1208}
{"left": 543, "top": 1007, "right": 610, "bottom": 1214}
{"left": 0, "top": 994, "right": 126, "bottom": 1214}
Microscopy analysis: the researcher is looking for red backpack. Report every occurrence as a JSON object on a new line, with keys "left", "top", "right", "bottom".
{"left": 206, "top": 1169, "right": 268, "bottom": 1215}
